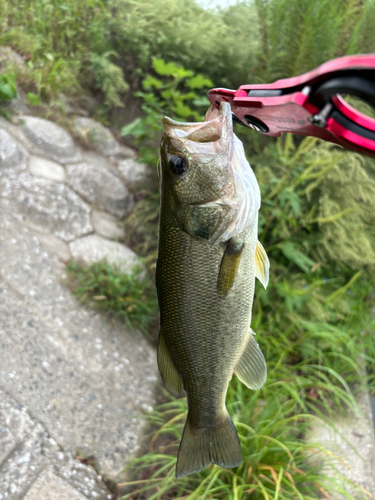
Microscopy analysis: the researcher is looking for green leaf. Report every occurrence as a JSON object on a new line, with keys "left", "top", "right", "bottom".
{"left": 172, "top": 101, "right": 194, "bottom": 118}
{"left": 0, "top": 84, "right": 13, "bottom": 99}
{"left": 152, "top": 58, "right": 192, "bottom": 78}
{"left": 192, "top": 97, "right": 210, "bottom": 107}
{"left": 278, "top": 241, "right": 315, "bottom": 273}
{"left": 152, "top": 58, "right": 181, "bottom": 77}
{"left": 143, "top": 76, "right": 163, "bottom": 90}
{"left": 27, "top": 92, "right": 41, "bottom": 105}
{"left": 187, "top": 74, "right": 213, "bottom": 89}
{"left": 120, "top": 117, "right": 145, "bottom": 137}
{"left": 280, "top": 188, "right": 301, "bottom": 218}
{"left": 0, "top": 73, "right": 17, "bottom": 102}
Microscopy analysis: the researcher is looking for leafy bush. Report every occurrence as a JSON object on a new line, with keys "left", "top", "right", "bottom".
{"left": 2, "top": 0, "right": 374, "bottom": 110}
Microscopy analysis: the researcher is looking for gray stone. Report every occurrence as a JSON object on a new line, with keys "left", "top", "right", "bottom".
{"left": 69, "top": 234, "right": 139, "bottom": 274}
{"left": 80, "top": 150, "right": 114, "bottom": 169}
{"left": 19, "top": 116, "right": 81, "bottom": 164}
{"left": 75, "top": 96, "right": 99, "bottom": 116}
{"left": 0, "top": 127, "right": 28, "bottom": 174}
{"left": 2, "top": 89, "right": 31, "bottom": 116}
{"left": 0, "top": 116, "right": 36, "bottom": 153}
{"left": 24, "top": 470, "right": 88, "bottom": 500}
{"left": 91, "top": 209, "right": 125, "bottom": 240}
{"left": 117, "top": 158, "right": 150, "bottom": 185}
{"left": 55, "top": 93, "right": 76, "bottom": 115}
{"left": 29, "top": 155, "right": 66, "bottom": 181}
{"left": 0, "top": 46, "right": 27, "bottom": 71}
{"left": 0, "top": 427, "right": 47, "bottom": 499}
{"left": 73, "top": 117, "right": 121, "bottom": 157}
{"left": 34, "top": 233, "right": 72, "bottom": 263}
{"left": 0, "top": 209, "right": 158, "bottom": 477}
{"left": 117, "top": 145, "right": 138, "bottom": 160}
{"left": 66, "top": 162, "right": 133, "bottom": 218}
{"left": 0, "top": 427, "right": 17, "bottom": 468}
{"left": 0, "top": 173, "right": 92, "bottom": 241}
{"left": 0, "top": 388, "right": 111, "bottom": 500}
{"left": 307, "top": 391, "right": 375, "bottom": 499}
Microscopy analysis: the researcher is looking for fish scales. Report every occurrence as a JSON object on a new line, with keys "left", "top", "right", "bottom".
{"left": 156, "top": 102, "right": 270, "bottom": 478}
{"left": 157, "top": 222, "right": 256, "bottom": 421}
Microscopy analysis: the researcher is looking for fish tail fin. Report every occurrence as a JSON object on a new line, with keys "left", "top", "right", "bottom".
{"left": 175, "top": 412, "right": 241, "bottom": 478}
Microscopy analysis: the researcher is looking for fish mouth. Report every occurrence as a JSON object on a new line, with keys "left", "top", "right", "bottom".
{"left": 163, "top": 102, "right": 233, "bottom": 144}
{"left": 188, "top": 196, "right": 226, "bottom": 207}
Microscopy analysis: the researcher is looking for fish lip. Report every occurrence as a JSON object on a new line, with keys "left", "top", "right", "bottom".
{"left": 187, "top": 196, "right": 222, "bottom": 206}
{"left": 189, "top": 200, "right": 228, "bottom": 208}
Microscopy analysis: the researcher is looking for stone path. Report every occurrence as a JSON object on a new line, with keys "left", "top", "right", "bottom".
{"left": 0, "top": 89, "right": 157, "bottom": 498}
{"left": 0, "top": 205, "right": 158, "bottom": 498}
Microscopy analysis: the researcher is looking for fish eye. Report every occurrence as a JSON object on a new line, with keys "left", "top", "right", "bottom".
{"left": 169, "top": 155, "right": 187, "bottom": 175}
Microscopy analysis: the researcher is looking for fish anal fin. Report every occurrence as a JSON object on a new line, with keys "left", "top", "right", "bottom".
{"left": 217, "top": 238, "right": 244, "bottom": 295}
{"left": 157, "top": 330, "right": 184, "bottom": 396}
{"left": 235, "top": 329, "right": 267, "bottom": 390}
{"left": 255, "top": 241, "right": 270, "bottom": 289}
{"left": 176, "top": 411, "right": 241, "bottom": 478}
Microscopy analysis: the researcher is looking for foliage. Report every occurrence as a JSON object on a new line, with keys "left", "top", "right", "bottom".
{"left": 107, "top": 0, "right": 260, "bottom": 89}
{"left": 1, "top": 0, "right": 375, "bottom": 110}
{"left": 121, "top": 58, "right": 212, "bottom": 164}
{"left": 66, "top": 260, "right": 158, "bottom": 336}
{"left": 253, "top": 0, "right": 375, "bottom": 83}
{"left": 26, "top": 91, "right": 41, "bottom": 105}
{"left": 0, "top": 72, "right": 17, "bottom": 102}
{"left": 22, "top": 55, "right": 81, "bottom": 100}
{"left": 252, "top": 135, "right": 375, "bottom": 274}
{"left": 89, "top": 51, "right": 129, "bottom": 108}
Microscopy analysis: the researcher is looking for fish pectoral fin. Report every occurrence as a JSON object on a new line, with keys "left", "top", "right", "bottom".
{"left": 255, "top": 240, "right": 270, "bottom": 289}
{"left": 217, "top": 238, "right": 244, "bottom": 295}
{"left": 176, "top": 411, "right": 241, "bottom": 478}
{"left": 235, "top": 329, "right": 267, "bottom": 390}
{"left": 157, "top": 330, "right": 184, "bottom": 396}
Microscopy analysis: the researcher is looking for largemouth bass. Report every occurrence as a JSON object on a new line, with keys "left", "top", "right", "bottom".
{"left": 156, "top": 102, "right": 269, "bottom": 478}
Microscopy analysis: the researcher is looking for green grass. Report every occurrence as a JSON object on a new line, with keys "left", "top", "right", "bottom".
{"left": 66, "top": 260, "right": 158, "bottom": 338}
{"left": 119, "top": 282, "right": 375, "bottom": 499}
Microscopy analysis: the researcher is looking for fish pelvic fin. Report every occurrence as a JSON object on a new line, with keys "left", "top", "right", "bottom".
{"left": 157, "top": 329, "right": 184, "bottom": 396}
{"left": 255, "top": 240, "right": 270, "bottom": 289}
{"left": 235, "top": 328, "right": 267, "bottom": 390}
{"left": 175, "top": 412, "right": 241, "bottom": 478}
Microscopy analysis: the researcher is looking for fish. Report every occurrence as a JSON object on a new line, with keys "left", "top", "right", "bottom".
{"left": 155, "top": 101, "right": 269, "bottom": 478}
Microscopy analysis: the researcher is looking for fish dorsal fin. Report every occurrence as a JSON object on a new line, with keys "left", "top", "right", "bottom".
{"left": 157, "top": 329, "right": 184, "bottom": 396}
{"left": 255, "top": 241, "right": 269, "bottom": 289}
{"left": 235, "top": 329, "right": 267, "bottom": 390}
{"left": 217, "top": 238, "right": 244, "bottom": 295}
